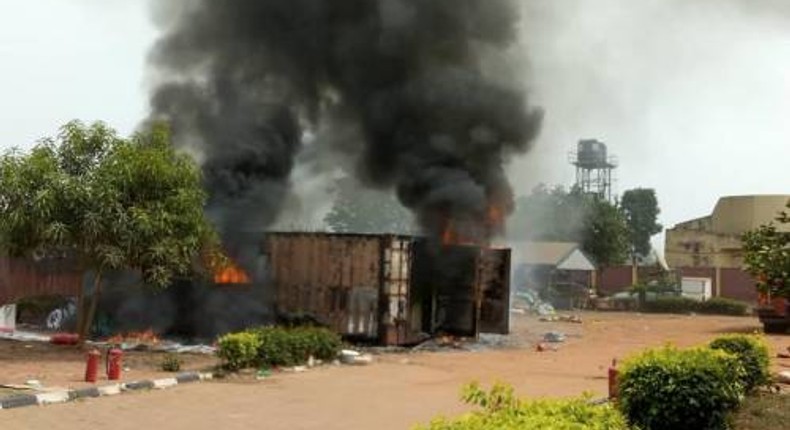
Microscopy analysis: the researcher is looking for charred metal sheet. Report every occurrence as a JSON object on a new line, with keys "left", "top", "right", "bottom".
{"left": 477, "top": 248, "right": 511, "bottom": 334}
{"left": 263, "top": 233, "right": 511, "bottom": 345}
{"left": 264, "top": 233, "right": 406, "bottom": 341}
{"left": 413, "top": 244, "right": 480, "bottom": 338}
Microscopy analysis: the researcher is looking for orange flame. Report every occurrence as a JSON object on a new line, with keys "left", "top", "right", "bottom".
{"left": 107, "top": 328, "right": 160, "bottom": 345}
{"left": 486, "top": 203, "right": 505, "bottom": 233}
{"left": 214, "top": 261, "right": 251, "bottom": 284}
{"left": 440, "top": 201, "right": 506, "bottom": 248}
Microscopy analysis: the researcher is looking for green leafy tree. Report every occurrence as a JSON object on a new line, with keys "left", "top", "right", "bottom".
{"left": 742, "top": 201, "right": 789, "bottom": 298}
{"left": 582, "top": 197, "right": 630, "bottom": 267}
{"left": 324, "top": 176, "right": 416, "bottom": 235}
{"left": 0, "top": 121, "right": 221, "bottom": 340}
{"left": 510, "top": 184, "right": 629, "bottom": 267}
{"left": 620, "top": 188, "right": 663, "bottom": 259}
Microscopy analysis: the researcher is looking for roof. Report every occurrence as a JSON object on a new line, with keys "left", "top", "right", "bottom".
{"left": 509, "top": 241, "right": 596, "bottom": 271}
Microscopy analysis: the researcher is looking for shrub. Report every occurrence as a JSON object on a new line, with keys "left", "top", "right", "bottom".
{"left": 216, "top": 332, "right": 262, "bottom": 370}
{"left": 698, "top": 298, "right": 749, "bottom": 316}
{"left": 160, "top": 353, "right": 182, "bottom": 372}
{"left": 709, "top": 334, "right": 770, "bottom": 392}
{"left": 247, "top": 326, "right": 342, "bottom": 367}
{"left": 415, "top": 382, "right": 629, "bottom": 430}
{"left": 618, "top": 346, "right": 746, "bottom": 430}
{"left": 641, "top": 296, "right": 699, "bottom": 314}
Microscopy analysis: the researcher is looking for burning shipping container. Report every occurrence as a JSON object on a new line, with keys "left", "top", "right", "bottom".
{"left": 263, "top": 232, "right": 510, "bottom": 346}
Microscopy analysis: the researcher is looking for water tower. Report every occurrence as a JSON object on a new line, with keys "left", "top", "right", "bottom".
{"left": 569, "top": 139, "right": 618, "bottom": 201}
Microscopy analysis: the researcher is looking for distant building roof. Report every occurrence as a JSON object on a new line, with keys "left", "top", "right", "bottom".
{"left": 509, "top": 241, "right": 596, "bottom": 271}
{"left": 669, "top": 195, "right": 789, "bottom": 234}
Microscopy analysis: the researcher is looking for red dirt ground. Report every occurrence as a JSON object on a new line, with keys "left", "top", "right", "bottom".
{"left": 2, "top": 312, "right": 789, "bottom": 430}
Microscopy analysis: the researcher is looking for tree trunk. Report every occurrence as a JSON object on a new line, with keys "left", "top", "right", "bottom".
{"left": 77, "top": 271, "right": 103, "bottom": 344}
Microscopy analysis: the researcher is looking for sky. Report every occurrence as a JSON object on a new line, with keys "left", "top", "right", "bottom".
{"left": 0, "top": 0, "right": 788, "bottom": 251}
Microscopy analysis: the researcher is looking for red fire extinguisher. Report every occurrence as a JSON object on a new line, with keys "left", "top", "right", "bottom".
{"left": 85, "top": 349, "right": 101, "bottom": 383}
{"left": 608, "top": 358, "right": 619, "bottom": 400}
{"left": 106, "top": 347, "right": 123, "bottom": 381}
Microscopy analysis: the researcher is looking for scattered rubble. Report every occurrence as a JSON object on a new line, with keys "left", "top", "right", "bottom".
{"left": 512, "top": 290, "right": 557, "bottom": 316}
{"left": 0, "top": 330, "right": 50, "bottom": 343}
{"left": 340, "top": 349, "right": 374, "bottom": 365}
{"left": 543, "top": 331, "right": 566, "bottom": 343}
{"left": 535, "top": 343, "right": 559, "bottom": 352}
{"left": 539, "top": 315, "right": 583, "bottom": 324}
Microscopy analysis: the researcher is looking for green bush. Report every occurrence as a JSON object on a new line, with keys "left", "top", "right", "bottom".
{"left": 642, "top": 296, "right": 751, "bottom": 316}
{"left": 641, "top": 296, "right": 699, "bottom": 314}
{"left": 160, "top": 353, "right": 182, "bottom": 372}
{"left": 216, "top": 332, "right": 262, "bottom": 370}
{"left": 698, "top": 298, "right": 749, "bottom": 316}
{"left": 709, "top": 334, "right": 770, "bottom": 392}
{"left": 618, "top": 346, "right": 746, "bottom": 430}
{"left": 415, "top": 383, "right": 629, "bottom": 430}
{"left": 246, "top": 326, "right": 342, "bottom": 368}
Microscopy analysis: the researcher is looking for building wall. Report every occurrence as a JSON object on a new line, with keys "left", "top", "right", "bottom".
{"left": 719, "top": 268, "right": 758, "bottom": 303}
{"left": 597, "top": 265, "right": 758, "bottom": 303}
{"left": 597, "top": 266, "right": 633, "bottom": 295}
{"left": 665, "top": 195, "right": 789, "bottom": 269}
{"left": 712, "top": 195, "right": 790, "bottom": 234}
{"left": 665, "top": 229, "right": 742, "bottom": 268}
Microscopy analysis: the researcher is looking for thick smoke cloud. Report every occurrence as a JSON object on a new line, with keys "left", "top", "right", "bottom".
{"left": 149, "top": 0, "right": 542, "bottom": 242}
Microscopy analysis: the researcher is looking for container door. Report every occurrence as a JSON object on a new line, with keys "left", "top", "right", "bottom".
{"left": 380, "top": 238, "right": 413, "bottom": 344}
{"left": 417, "top": 245, "right": 479, "bottom": 338}
{"left": 477, "top": 248, "right": 511, "bottom": 334}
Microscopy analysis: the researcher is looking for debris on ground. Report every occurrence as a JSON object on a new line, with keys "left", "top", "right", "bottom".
{"left": 409, "top": 333, "right": 523, "bottom": 353}
{"left": 535, "top": 342, "right": 558, "bottom": 352}
{"left": 512, "top": 290, "right": 556, "bottom": 316}
{"left": 25, "top": 380, "right": 42, "bottom": 389}
{"left": 539, "top": 315, "right": 583, "bottom": 324}
{"left": 89, "top": 340, "right": 217, "bottom": 355}
{"left": 0, "top": 330, "right": 50, "bottom": 343}
{"left": 339, "top": 349, "right": 374, "bottom": 365}
{"left": 543, "top": 331, "right": 566, "bottom": 343}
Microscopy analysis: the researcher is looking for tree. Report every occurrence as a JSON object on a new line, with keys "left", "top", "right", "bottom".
{"left": 620, "top": 188, "right": 663, "bottom": 259}
{"left": 324, "top": 176, "right": 417, "bottom": 235}
{"left": 742, "top": 201, "right": 789, "bottom": 298}
{"left": 0, "top": 121, "right": 220, "bottom": 341}
{"left": 581, "top": 196, "right": 630, "bottom": 267}
{"left": 509, "top": 185, "right": 629, "bottom": 267}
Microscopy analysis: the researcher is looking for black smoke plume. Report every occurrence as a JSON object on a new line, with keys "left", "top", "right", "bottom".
{"left": 149, "top": 0, "right": 542, "bottom": 242}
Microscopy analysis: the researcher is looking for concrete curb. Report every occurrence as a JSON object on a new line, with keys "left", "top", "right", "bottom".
{"left": 0, "top": 371, "right": 212, "bottom": 410}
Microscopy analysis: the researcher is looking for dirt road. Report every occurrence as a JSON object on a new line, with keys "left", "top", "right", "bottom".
{"left": 4, "top": 312, "right": 788, "bottom": 430}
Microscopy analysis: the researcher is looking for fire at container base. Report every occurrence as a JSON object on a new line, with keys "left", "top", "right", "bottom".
{"left": 95, "top": 232, "right": 510, "bottom": 346}
{"left": 263, "top": 232, "right": 511, "bottom": 346}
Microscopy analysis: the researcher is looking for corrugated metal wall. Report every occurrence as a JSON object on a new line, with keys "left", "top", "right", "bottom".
{"left": 265, "top": 233, "right": 390, "bottom": 339}
{"left": 0, "top": 257, "right": 82, "bottom": 305}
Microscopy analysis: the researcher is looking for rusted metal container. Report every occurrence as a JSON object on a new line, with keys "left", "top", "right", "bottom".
{"left": 263, "top": 232, "right": 510, "bottom": 345}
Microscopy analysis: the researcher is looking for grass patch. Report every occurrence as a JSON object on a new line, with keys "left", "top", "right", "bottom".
{"left": 730, "top": 393, "right": 790, "bottom": 430}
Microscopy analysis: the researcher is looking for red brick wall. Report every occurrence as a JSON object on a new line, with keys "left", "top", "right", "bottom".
{"left": 598, "top": 266, "right": 633, "bottom": 295}
{"left": 719, "top": 268, "right": 758, "bottom": 303}
{"left": 673, "top": 267, "right": 758, "bottom": 304}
